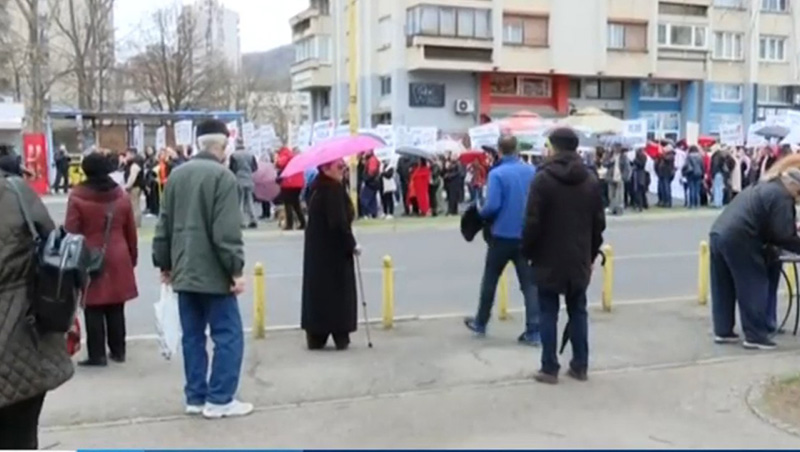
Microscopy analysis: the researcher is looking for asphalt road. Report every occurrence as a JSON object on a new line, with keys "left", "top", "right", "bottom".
{"left": 44, "top": 196, "right": 718, "bottom": 336}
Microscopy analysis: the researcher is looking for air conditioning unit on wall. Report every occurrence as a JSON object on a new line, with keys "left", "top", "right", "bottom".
{"left": 454, "top": 99, "right": 475, "bottom": 115}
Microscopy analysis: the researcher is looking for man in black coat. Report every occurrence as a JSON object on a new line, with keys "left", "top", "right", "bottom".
{"left": 521, "top": 127, "right": 606, "bottom": 384}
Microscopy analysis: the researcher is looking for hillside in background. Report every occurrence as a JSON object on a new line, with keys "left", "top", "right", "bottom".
{"left": 243, "top": 44, "right": 293, "bottom": 91}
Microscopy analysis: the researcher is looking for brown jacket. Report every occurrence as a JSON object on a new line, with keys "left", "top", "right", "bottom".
{"left": 0, "top": 173, "right": 74, "bottom": 408}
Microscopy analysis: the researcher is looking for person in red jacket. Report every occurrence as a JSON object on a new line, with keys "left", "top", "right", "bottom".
{"left": 65, "top": 151, "right": 138, "bottom": 367}
{"left": 408, "top": 160, "right": 431, "bottom": 216}
{"left": 275, "top": 147, "right": 306, "bottom": 230}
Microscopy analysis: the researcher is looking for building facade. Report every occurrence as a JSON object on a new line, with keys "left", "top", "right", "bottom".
{"left": 189, "top": 0, "right": 242, "bottom": 73}
{"left": 290, "top": 0, "right": 800, "bottom": 139}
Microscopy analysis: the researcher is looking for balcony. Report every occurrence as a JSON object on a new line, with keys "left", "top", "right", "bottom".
{"left": 290, "top": 60, "right": 333, "bottom": 91}
{"left": 405, "top": 37, "right": 493, "bottom": 72}
{"left": 291, "top": 10, "right": 333, "bottom": 41}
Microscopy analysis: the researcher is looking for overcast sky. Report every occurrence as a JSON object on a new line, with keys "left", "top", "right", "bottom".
{"left": 116, "top": 0, "right": 305, "bottom": 53}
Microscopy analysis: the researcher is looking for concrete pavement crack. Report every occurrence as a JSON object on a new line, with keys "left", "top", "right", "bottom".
{"left": 471, "top": 349, "right": 490, "bottom": 366}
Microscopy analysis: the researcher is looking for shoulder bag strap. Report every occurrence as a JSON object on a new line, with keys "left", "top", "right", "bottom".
{"left": 5, "top": 177, "right": 41, "bottom": 244}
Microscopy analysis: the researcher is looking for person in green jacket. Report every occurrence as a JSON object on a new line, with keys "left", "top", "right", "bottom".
{"left": 152, "top": 119, "right": 252, "bottom": 420}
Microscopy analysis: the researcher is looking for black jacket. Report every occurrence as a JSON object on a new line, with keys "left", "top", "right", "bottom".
{"left": 521, "top": 151, "right": 606, "bottom": 293}
{"left": 710, "top": 179, "right": 800, "bottom": 259}
{"left": 460, "top": 203, "right": 491, "bottom": 243}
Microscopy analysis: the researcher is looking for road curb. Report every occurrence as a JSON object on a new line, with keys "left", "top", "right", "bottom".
{"left": 745, "top": 377, "right": 800, "bottom": 438}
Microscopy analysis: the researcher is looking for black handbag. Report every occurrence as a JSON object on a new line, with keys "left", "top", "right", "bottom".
{"left": 86, "top": 203, "right": 115, "bottom": 277}
{"left": 7, "top": 177, "right": 90, "bottom": 333}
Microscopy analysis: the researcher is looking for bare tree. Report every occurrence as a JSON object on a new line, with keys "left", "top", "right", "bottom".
{"left": 123, "top": 4, "right": 232, "bottom": 112}
{"left": 260, "top": 92, "right": 294, "bottom": 145}
{"left": 13, "top": 0, "right": 50, "bottom": 132}
{"left": 52, "top": 0, "right": 115, "bottom": 110}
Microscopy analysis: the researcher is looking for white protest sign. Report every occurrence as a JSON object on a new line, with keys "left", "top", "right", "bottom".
{"left": 226, "top": 121, "right": 239, "bottom": 155}
{"left": 409, "top": 127, "right": 438, "bottom": 150}
{"left": 746, "top": 121, "right": 768, "bottom": 147}
{"left": 334, "top": 124, "right": 351, "bottom": 137}
{"left": 155, "top": 126, "right": 166, "bottom": 150}
{"left": 686, "top": 121, "right": 699, "bottom": 146}
{"left": 175, "top": 120, "right": 193, "bottom": 146}
{"left": 242, "top": 122, "right": 256, "bottom": 151}
{"left": 133, "top": 123, "right": 144, "bottom": 152}
{"left": 293, "top": 123, "right": 311, "bottom": 150}
{"left": 311, "top": 120, "right": 335, "bottom": 145}
{"left": 373, "top": 124, "right": 396, "bottom": 160}
{"left": 719, "top": 121, "right": 744, "bottom": 146}
{"left": 469, "top": 123, "right": 500, "bottom": 150}
{"left": 622, "top": 119, "right": 647, "bottom": 148}
{"left": 259, "top": 125, "right": 277, "bottom": 151}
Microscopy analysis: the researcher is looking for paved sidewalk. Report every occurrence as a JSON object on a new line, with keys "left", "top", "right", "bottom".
{"left": 41, "top": 301, "right": 800, "bottom": 448}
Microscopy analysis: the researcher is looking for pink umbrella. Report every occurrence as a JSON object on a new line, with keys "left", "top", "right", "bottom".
{"left": 280, "top": 133, "right": 386, "bottom": 178}
{"left": 253, "top": 161, "right": 280, "bottom": 202}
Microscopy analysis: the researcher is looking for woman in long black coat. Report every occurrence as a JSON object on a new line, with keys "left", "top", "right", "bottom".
{"left": 301, "top": 159, "right": 359, "bottom": 350}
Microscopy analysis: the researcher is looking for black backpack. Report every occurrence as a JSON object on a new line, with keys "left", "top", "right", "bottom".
{"left": 6, "top": 177, "right": 90, "bottom": 333}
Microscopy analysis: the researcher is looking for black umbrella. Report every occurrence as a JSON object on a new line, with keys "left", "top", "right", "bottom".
{"left": 755, "top": 125, "right": 791, "bottom": 139}
{"left": 396, "top": 146, "right": 434, "bottom": 160}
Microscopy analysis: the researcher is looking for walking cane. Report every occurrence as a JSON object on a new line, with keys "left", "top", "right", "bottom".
{"left": 354, "top": 254, "right": 374, "bottom": 348}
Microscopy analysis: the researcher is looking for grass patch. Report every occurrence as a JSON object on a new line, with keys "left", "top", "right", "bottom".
{"left": 760, "top": 373, "right": 800, "bottom": 429}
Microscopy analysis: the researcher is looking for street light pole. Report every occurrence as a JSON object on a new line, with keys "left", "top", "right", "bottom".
{"left": 346, "top": 0, "right": 358, "bottom": 206}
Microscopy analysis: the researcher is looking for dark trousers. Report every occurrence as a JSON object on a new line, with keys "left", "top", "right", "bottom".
{"left": 0, "top": 393, "right": 46, "bottom": 449}
{"left": 476, "top": 237, "right": 539, "bottom": 334}
{"left": 688, "top": 178, "right": 702, "bottom": 208}
{"left": 381, "top": 191, "right": 395, "bottom": 216}
{"left": 84, "top": 304, "right": 126, "bottom": 361}
{"left": 283, "top": 188, "right": 305, "bottom": 230}
{"left": 360, "top": 186, "right": 379, "bottom": 218}
{"left": 429, "top": 185, "right": 439, "bottom": 216}
{"left": 178, "top": 291, "right": 244, "bottom": 406}
{"left": 446, "top": 186, "right": 459, "bottom": 215}
{"left": 657, "top": 177, "right": 672, "bottom": 207}
{"left": 145, "top": 180, "right": 160, "bottom": 215}
{"left": 306, "top": 332, "right": 350, "bottom": 350}
{"left": 260, "top": 201, "right": 271, "bottom": 219}
{"left": 709, "top": 234, "right": 771, "bottom": 343}
{"left": 52, "top": 170, "right": 68, "bottom": 193}
{"left": 539, "top": 285, "right": 589, "bottom": 376}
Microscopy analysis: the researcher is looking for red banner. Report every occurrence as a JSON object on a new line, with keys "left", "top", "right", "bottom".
{"left": 23, "top": 133, "right": 48, "bottom": 195}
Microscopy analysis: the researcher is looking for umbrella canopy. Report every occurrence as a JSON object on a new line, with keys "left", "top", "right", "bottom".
{"left": 560, "top": 107, "right": 624, "bottom": 135}
{"left": 755, "top": 125, "right": 791, "bottom": 139}
{"left": 396, "top": 146, "right": 435, "bottom": 160}
{"left": 253, "top": 161, "right": 280, "bottom": 202}
{"left": 280, "top": 133, "right": 385, "bottom": 178}
{"left": 458, "top": 150, "right": 487, "bottom": 165}
{"left": 434, "top": 139, "right": 465, "bottom": 155}
{"left": 493, "top": 115, "right": 544, "bottom": 133}
{"left": 510, "top": 110, "right": 541, "bottom": 119}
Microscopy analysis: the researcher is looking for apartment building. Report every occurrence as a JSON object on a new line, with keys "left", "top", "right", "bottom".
{"left": 188, "top": 0, "right": 242, "bottom": 73}
{"left": 290, "top": 0, "right": 800, "bottom": 139}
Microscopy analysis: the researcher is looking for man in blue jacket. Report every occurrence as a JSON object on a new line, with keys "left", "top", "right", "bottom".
{"left": 465, "top": 134, "right": 540, "bottom": 345}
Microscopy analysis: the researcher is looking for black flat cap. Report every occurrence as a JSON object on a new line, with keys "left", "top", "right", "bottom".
{"left": 196, "top": 119, "right": 230, "bottom": 138}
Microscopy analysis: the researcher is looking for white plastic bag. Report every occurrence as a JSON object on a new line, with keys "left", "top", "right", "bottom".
{"left": 154, "top": 284, "right": 181, "bottom": 360}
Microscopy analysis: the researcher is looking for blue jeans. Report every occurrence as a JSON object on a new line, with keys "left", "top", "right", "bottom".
{"left": 469, "top": 186, "right": 484, "bottom": 205}
{"left": 709, "top": 234, "right": 771, "bottom": 343}
{"left": 178, "top": 291, "right": 244, "bottom": 406}
{"left": 688, "top": 178, "right": 702, "bottom": 208}
{"left": 360, "top": 186, "right": 378, "bottom": 218}
{"left": 712, "top": 172, "right": 725, "bottom": 208}
{"left": 539, "top": 285, "right": 588, "bottom": 375}
{"left": 475, "top": 237, "right": 539, "bottom": 334}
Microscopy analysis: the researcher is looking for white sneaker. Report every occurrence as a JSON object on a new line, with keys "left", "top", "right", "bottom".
{"left": 202, "top": 400, "right": 254, "bottom": 419}
{"left": 185, "top": 404, "right": 204, "bottom": 415}
{"left": 386, "top": 215, "right": 393, "bottom": 220}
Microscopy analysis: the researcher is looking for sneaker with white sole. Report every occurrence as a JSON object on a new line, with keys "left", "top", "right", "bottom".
{"left": 185, "top": 404, "right": 204, "bottom": 415}
{"left": 714, "top": 333, "right": 740, "bottom": 344}
{"left": 742, "top": 339, "right": 777, "bottom": 351}
{"left": 202, "top": 400, "right": 254, "bottom": 419}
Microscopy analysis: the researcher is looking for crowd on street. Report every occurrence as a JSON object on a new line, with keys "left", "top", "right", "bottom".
{"left": 6, "top": 116, "right": 800, "bottom": 448}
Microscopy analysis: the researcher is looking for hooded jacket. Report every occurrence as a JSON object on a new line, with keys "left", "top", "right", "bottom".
{"left": 522, "top": 151, "right": 606, "bottom": 293}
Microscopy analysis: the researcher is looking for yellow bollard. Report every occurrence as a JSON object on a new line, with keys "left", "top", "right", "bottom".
{"left": 382, "top": 255, "right": 395, "bottom": 329}
{"left": 698, "top": 241, "right": 710, "bottom": 306}
{"left": 253, "top": 263, "right": 266, "bottom": 339}
{"left": 785, "top": 263, "right": 797, "bottom": 297}
{"left": 601, "top": 244, "right": 614, "bottom": 312}
{"left": 498, "top": 264, "right": 510, "bottom": 320}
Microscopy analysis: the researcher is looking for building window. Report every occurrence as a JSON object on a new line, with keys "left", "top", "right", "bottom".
{"left": 584, "top": 79, "right": 624, "bottom": 99}
{"left": 762, "top": 0, "right": 789, "bottom": 12}
{"left": 378, "top": 16, "right": 391, "bottom": 49}
{"left": 758, "top": 85, "right": 791, "bottom": 104}
{"left": 406, "top": 6, "right": 492, "bottom": 39}
{"left": 759, "top": 36, "right": 787, "bottom": 62}
{"left": 489, "top": 75, "right": 551, "bottom": 98}
{"left": 714, "top": 0, "right": 743, "bottom": 7}
{"left": 294, "top": 35, "right": 331, "bottom": 63}
{"left": 711, "top": 83, "right": 743, "bottom": 102}
{"left": 709, "top": 114, "right": 742, "bottom": 133}
{"left": 640, "top": 81, "right": 680, "bottom": 100}
{"left": 641, "top": 111, "right": 681, "bottom": 140}
{"left": 568, "top": 79, "right": 581, "bottom": 99}
{"left": 379, "top": 76, "right": 391, "bottom": 96}
{"left": 503, "top": 15, "right": 548, "bottom": 46}
{"left": 607, "top": 22, "right": 647, "bottom": 51}
{"left": 713, "top": 32, "right": 743, "bottom": 60}
{"left": 657, "top": 24, "right": 707, "bottom": 49}
{"left": 659, "top": 2, "right": 708, "bottom": 16}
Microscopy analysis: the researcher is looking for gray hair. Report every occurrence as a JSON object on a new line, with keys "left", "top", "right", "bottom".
{"left": 197, "top": 134, "right": 228, "bottom": 153}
